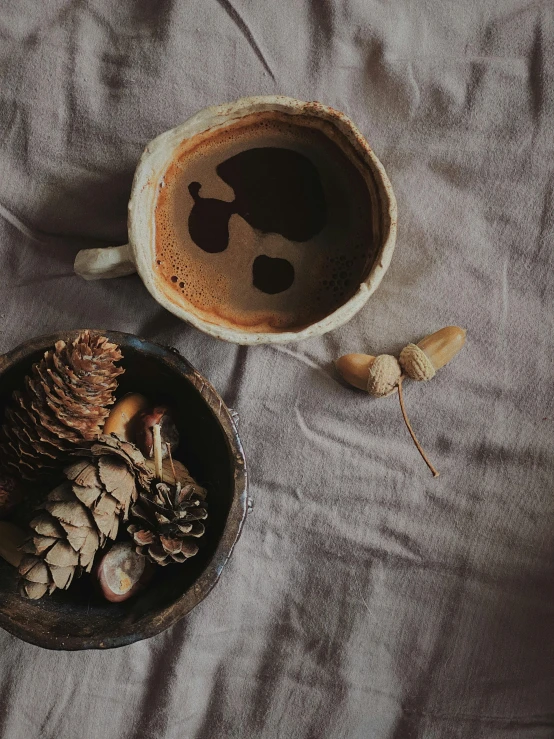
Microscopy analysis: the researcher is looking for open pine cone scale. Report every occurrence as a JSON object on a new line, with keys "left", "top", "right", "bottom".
{"left": 6, "top": 405, "right": 71, "bottom": 460}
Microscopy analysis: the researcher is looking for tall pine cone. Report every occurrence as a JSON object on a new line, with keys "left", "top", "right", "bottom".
{"left": 18, "top": 435, "right": 153, "bottom": 600}
{"left": 0, "top": 331, "right": 124, "bottom": 481}
{"left": 128, "top": 473, "right": 207, "bottom": 566}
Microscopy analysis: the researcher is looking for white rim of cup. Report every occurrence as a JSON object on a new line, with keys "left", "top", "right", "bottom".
{"left": 129, "top": 95, "right": 397, "bottom": 345}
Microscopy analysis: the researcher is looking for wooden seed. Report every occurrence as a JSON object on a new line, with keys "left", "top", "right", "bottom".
{"left": 417, "top": 326, "right": 466, "bottom": 370}
{"left": 95, "top": 542, "right": 152, "bottom": 603}
{"left": 335, "top": 354, "right": 376, "bottom": 391}
{"left": 103, "top": 393, "right": 149, "bottom": 441}
{"left": 400, "top": 326, "right": 466, "bottom": 380}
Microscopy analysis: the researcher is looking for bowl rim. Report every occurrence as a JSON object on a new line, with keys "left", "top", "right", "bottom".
{"left": 0, "top": 330, "right": 248, "bottom": 650}
{"left": 130, "top": 94, "right": 397, "bottom": 345}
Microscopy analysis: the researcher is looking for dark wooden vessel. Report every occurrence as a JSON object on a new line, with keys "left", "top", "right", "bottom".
{"left": 0, "top": 331, "right": 248, "bottom": 650}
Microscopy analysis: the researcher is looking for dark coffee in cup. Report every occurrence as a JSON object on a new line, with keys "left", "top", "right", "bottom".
{"left": 154, "top": 110, "right": 376, "bottom": 333}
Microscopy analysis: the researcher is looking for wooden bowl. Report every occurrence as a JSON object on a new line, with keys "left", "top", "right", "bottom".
{"left": 0, "top": 331, "right": 248, "bottom": 650}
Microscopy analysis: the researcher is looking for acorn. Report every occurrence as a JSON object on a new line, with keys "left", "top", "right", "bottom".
{"left": 95, "top": 542, "right": 154, "bottom": 603}
{"left": 336, "top": 353, "right": 402, "bottom": 397}
{"left": 103, "top": 393, "right": 149, "bottom": 441}
{"left": 399, "top": 327, "right": 466, "bottom": 381}
{"left": 336, "top": 326, "right": 466, "bottom": 392}
{"left": 335, "top": 353, "right": 375, "bottom": 391}
{"left": 335, "top": 326, "right": 467, "bottom": 478}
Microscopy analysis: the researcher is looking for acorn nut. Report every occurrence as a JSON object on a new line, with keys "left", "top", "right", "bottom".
{"left": 95, "top": 542, "right": 153, "bottom": 603}
{"left": 335, "top": 353, "right": 377, "bottom": 391}
{"left": 399, "top": 326, "right": 466, "bottom": 381}
{"left": 336, "top": 353, "right": 401, "bottom": 397}
{"left": 103, "top": 393, "right": 149, "bottom": 441}
{"left": 335, "top": 325, "right": 467, "bottom": 478}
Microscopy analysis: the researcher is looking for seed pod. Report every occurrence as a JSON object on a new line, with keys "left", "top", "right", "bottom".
{"left": 103, "top": 393, "right": 149, "bottom": 441}
{"left": 336, "top": 353, "right": 401, "bottom": 397}
{"left": 367, "top": 355, "right": 402, "bottom": 397}
{"left": 95, "top": 542, "right": 153, "bottom": 602}
{"left": 335, "top": 353, "right": 377, "bottom": 391}
{"left": 399, "top": 326, "right": 466, "bottom": 381}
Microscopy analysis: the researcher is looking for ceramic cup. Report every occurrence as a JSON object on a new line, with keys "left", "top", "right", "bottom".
{"left": 74, "top": 96, "right": 397, "bottom": 345}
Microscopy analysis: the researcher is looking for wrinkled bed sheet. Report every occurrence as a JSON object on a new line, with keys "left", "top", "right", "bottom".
{"left": 0, "top": 2, "right": 552, "bottom": 737}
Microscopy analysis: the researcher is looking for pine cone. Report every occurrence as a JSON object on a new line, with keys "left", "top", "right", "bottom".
{"left": 0, "top": 331, "right": 124, "bottom": 481}
{"left": 18, "top": 435, "right": 153, "bottom": 599}
{"left": 128, "top": 473, "right": 207, "bottom": 566}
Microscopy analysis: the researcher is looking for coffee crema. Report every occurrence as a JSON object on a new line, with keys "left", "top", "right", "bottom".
{"left": 154, "top": 110, "right": 377, "bottom": 333}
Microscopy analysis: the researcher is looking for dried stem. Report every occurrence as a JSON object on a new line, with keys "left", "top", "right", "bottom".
{"left": 152, "top": 423, "right": 164, "bottom": 482}
{"left": 397, "top": 378, "right": 440, "bottom": 478}
{"left": 167, "top": 443, "right": 178, "bottom": 482}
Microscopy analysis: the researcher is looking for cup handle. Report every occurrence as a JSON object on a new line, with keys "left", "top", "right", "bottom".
{"left": 74, "top": 244, "right": 136, "bottom": 281}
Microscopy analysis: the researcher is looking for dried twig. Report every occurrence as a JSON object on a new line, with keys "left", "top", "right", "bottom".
{"left": 152, "top": 424, "right": 164, "bottom": 482}
{"left": 397, "top": 378, "right": 439, "bottom": 478}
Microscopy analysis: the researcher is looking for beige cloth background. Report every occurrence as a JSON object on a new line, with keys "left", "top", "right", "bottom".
{"left": 0, "top": 2, "right": 553, "bottom": 737}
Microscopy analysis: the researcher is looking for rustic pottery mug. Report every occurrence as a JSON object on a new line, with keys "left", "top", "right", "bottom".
{"left": 75, "top": 96, "right": 397, "bottom": 345}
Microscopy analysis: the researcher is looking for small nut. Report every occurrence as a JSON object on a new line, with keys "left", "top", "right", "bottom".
{"left": 335, "top": 353, "right": 376, "bottom": 391}
{"left": 400, "top": 326, "right": 466, "bottom": 381}
{"left": 95, "top": 542, "right": 153, "bottom": 603}
{"left": 103, "top": 393, "right": 149, "bottom": 441}
{"left": 367, "top": 355, "right": 401, "bottom": 397}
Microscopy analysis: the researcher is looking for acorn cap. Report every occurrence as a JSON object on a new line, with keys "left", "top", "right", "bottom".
{"left": 367, "top": 355, "right": 401, "bottom": 397}
{"left": 399, "top": 326, "right": 466, "bottom": 381}
{"left": 399, "top": 344, "right": 435, "bottom": 381}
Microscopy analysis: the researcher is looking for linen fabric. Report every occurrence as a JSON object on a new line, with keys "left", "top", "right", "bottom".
{"left": 0, "top": 2, "right": 552, "bottom": 737}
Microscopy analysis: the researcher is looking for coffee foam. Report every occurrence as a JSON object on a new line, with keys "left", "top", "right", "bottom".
{"left": 154, "top": 110, "right": 376, "bottom": 333}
